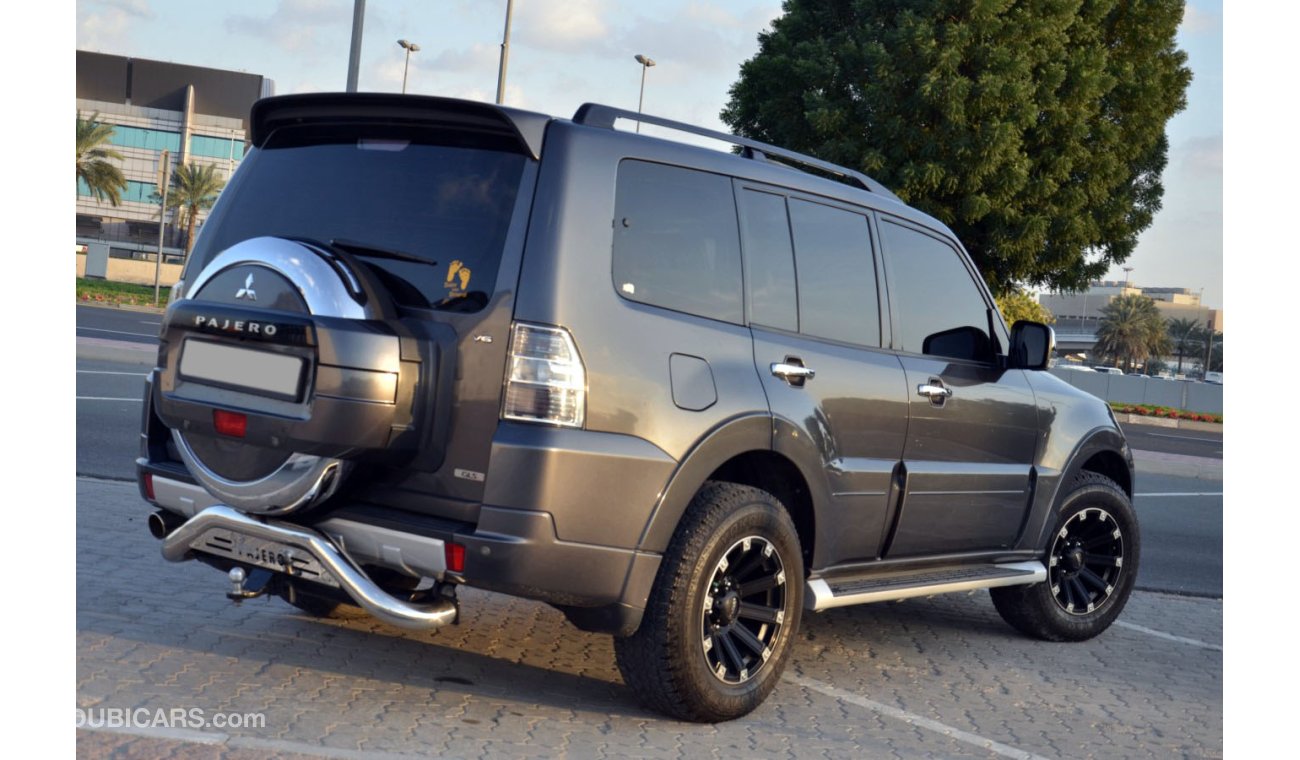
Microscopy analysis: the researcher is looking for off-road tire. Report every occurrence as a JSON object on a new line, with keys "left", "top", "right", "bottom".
{"left": 614, "top": 481, "right": 803, "bottom": 722}
{"left": 991, "top": 472, "right": 1139, "bottom": 641}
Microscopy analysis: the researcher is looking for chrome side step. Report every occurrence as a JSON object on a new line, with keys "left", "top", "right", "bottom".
{"left": 805, "top": 561, "right": 1046, "bottom": 611}
{"left": 161, "top": 505, "right": 457, "bottom": 630}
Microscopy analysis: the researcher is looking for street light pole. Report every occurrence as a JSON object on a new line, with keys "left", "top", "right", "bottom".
{"left": 634, "top": 54, "right": 655, "bottom": 133}
{"left": 346, "top": 0, "right": 366, "bottom": 92}
{"left": 496, "top": 0, "right": 515, "bottom": 104}
{"left": 398, "top": 39, "right": 420, "bottom": 93}
{"left": 153, "top": 149, "right": 171, "bottom": 305}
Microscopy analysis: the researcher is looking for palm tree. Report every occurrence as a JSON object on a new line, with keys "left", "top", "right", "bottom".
{"left": 76, "top": 111, "right": 127, "bottom": 206}
{"left": 1167, "top": 317, "right": 1202, "bottom": 375}
{"left": 1094, "top": 295, "right": 1170, "bottom": 373}
{"left": 166, "top": 163, "right": 226, "bottom": 254}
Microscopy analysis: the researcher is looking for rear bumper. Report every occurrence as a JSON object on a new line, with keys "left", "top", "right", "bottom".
{"left": 141, "top": 464, "right": 660, "bottom": 635}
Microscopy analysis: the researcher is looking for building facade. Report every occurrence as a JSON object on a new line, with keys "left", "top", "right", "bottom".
{"left": 76, "top": 51, "right": 273, "bottom": 273}
{"left": 1040, "top": 281, "right": 1224, "bottom": 333}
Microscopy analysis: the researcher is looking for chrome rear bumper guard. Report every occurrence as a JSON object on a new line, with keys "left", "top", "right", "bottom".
{"left": 161, "top": 505, "right": 457, "bottom": 630}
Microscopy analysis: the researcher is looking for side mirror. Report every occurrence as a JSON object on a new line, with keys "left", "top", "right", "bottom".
{"left": 1009, "top": 321, "right": 1054, "bottom": 370}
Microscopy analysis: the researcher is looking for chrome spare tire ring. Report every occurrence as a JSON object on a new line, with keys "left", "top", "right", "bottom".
{"left": 171, "top": 236, "right": 382, "bottom": 516}
{"left": 172, "top": 430, "right": 349, "bottom": 516}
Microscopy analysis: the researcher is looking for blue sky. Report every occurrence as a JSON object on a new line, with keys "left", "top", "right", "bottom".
{"left": 75, "top": 0, "right": 1223, "bottom": 308}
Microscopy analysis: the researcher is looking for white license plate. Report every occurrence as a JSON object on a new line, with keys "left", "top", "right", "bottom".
{"left": 180, "top": 339, "right": 305, "bottom": 400}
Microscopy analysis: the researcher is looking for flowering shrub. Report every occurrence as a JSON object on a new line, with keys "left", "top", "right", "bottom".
{"left": 1109, "top": 402, "right": 1221, "bottom": 424}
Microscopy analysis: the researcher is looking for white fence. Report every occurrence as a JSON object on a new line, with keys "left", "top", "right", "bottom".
{"left": 1047, "top": 368, "right": 1222, "bottom": 414}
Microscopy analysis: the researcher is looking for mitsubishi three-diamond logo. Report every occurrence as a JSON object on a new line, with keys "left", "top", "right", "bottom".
{"left": 235, "top": 273, "right": 257, "bottom": 301}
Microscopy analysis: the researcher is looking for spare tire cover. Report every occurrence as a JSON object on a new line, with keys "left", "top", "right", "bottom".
{"left": 169, "top": 236, "right": 385, "bottom": 516}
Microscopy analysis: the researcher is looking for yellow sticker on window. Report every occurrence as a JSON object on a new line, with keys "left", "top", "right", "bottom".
{"left": 445, "top": 260, "right": 472, "bottom": 296}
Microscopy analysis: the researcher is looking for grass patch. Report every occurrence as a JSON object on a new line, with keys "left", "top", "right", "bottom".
{"left": 1109, "top": 401, "right": 1222, "bottom": 424}
{"left": 77, "top": 277, "right": 169, "bottom": 307}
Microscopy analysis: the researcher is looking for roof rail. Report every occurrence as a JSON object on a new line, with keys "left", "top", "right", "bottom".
{"left": 572, "top": 102, "right": 900, "bottom": 202}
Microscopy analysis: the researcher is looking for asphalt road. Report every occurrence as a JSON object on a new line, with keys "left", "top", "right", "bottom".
{"left": 75, "top": 304, "right": 1223, "bottom": 598}
{"left": 1119, "top": 422, "right": 1223, "bottom": 459}
{"left": 76, "top": 303, "right": 162, "bottom": 345}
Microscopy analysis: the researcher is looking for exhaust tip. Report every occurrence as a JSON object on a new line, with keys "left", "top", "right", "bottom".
{"left": 148, "top": 510, "right": 181, "bottom": 540}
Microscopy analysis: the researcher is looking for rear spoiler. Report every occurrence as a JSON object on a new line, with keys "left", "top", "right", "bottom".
{"left": 249, "top": 93, "right": 550, "bottom": 160}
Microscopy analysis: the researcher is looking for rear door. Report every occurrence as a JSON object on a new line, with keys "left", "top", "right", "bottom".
{"left": 877, "top": 216, "right": 1040, "bottom": 557}
{"left": 738, "top": 184, "right": 909, "bottom": 567}
{"left": 180, "top": 106, "right": 540, "bottom": 518}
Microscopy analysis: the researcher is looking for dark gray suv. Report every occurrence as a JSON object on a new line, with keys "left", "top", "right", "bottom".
{"left": 138, "top": 93, "right": 1138, "bottom": 722}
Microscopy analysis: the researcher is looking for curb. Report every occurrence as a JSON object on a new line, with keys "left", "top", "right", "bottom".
{"left": 76, "top": 336, "right": 156, "bottom": 367}
{"left": 1115, "top": 413, "right": 1222, "bottom": 433}
{"left": 76, "top": 300, "right": 166, "bottom": 314}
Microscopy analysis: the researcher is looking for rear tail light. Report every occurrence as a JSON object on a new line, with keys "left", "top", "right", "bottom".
{"left": 445, "top": 542, "right": 466, "bottom": 573}
{"left": 502, "top": 323, "right": 586, "bottom": 428}
{"left": 143, "top": 473, "right": 155, "bottom": 501}
{"left": 213, "top": 409, "right": 248, "bottom": 438}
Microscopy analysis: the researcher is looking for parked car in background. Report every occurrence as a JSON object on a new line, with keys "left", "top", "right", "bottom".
{"left": 1093, "top": 367, "right": 1124, "bottom": 375}
{"left": 1204, "top": 371, "right": 1223, "bottom": 384}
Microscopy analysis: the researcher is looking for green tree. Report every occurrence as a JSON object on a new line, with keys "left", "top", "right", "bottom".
{"left": 76, "top": 111, "right": 127, "bottom": 206}
{"left": 721, "top": 0, "right": 1191, "bottom": 295}
{"left": 1166, "top": 317, "right": 1201, "bottom": 374}
{"left": 166, "top": 163, "right": 226, "bottom": 254}
{"left": 1094, "top": 294, "right": 1170, "bottom": 372}
{"left": 995, "top": 289, "right": 1055, "bottom": 325}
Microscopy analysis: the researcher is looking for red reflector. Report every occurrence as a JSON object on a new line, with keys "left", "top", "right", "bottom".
{"left": 143, "top": 473, "right": 155, "bottom": 501}
{"left": 445, "top": 542, "right": 466, "bottom": 573}
{"left": 213, "top": 410, "right": 247, "bottom": 438}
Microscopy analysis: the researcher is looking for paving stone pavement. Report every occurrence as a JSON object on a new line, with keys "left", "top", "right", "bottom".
{"left": 77, "top": 477, "right": 1222, "bottom": 759}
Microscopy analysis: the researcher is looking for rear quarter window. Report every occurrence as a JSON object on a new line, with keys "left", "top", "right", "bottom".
{"left": 611, "top": 160, "right": 743, "bottom": 324}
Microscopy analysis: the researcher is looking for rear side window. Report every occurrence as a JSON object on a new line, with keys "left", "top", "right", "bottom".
{"left": 788, "top": 199, "right": 881, "bottom": 347}
{"left": 881, "top": 220, "right": 994, "bottom": 361}
{"left": 612, "top": 161, "right": 743, "bottom": 324}
{"left": 737, "top": 189, "right": 798, "bottom": 332}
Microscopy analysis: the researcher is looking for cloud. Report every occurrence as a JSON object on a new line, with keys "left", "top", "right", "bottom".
{"left": 1181, "top": 4, "right": 1220, "bottom": 35}
{"left": 514, "top": 0, "right": 612, "bottom": 52}
{"left": 427, "top": 43, "right": 500, "bottom": 75}
{"left": 225, "top": 0, "right": 350, "bottom": 54}
{"left": 82, "top": 0, "right": 153, "bottom": 18}
{"left": 77, "top": 6, "right": 133, "bottom": 50}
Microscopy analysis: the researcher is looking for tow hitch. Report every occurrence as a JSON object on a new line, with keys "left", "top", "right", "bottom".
{"left": 227, "top": 566, "right": 273, "bottom": 601}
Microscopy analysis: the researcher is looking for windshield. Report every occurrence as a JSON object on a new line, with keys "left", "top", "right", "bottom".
{"left": 187, "top": 130, "right": 528, "bottom": 310}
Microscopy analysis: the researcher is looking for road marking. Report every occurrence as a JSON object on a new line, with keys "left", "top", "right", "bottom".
{"left": 784, "top": 673, "right": 1050, "bottom": 760}
{"left": 76, "top": 326, "right": 158, "bottom": 339}
{"left": 78, "top": 723, "right": 429, "bottom": 759}
{"left": 1114, "top": 621, "right": 1222, "bottom": 652}
{"left": 76, "top": 370, "right": 147, "bottom": 376}
{"left": 76, "top": 396, "right": 142, "bottom": 402}
{"left": 1135, "top": 492, "right": 1223, "bottom": 497}
{"left": 1146, "top": 432, "right": 1221, "bottom": 443}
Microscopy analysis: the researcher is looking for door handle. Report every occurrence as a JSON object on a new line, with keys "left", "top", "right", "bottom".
{"left": 771, "top": 362, "right": 815, "bottom": 383}
{"left": 917, "top": 383, "right": 952, "bottom": 400}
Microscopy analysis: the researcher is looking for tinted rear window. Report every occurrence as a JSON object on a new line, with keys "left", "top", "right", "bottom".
{"left": 187, "top": 133, "right": 527, "bottom": 310}
{"left": 612, "top": 160, "right": 743, "bottom": 324}
{"left": 788, "top": 199, "right": 881, "bottom": 347}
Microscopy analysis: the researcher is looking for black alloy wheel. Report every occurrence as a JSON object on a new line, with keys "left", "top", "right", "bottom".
{"left": 1048, "top": 507, "right": 1126, "bottom": 615}
{"left": 702, "top": 536, "right": 787, "bottom": 684}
